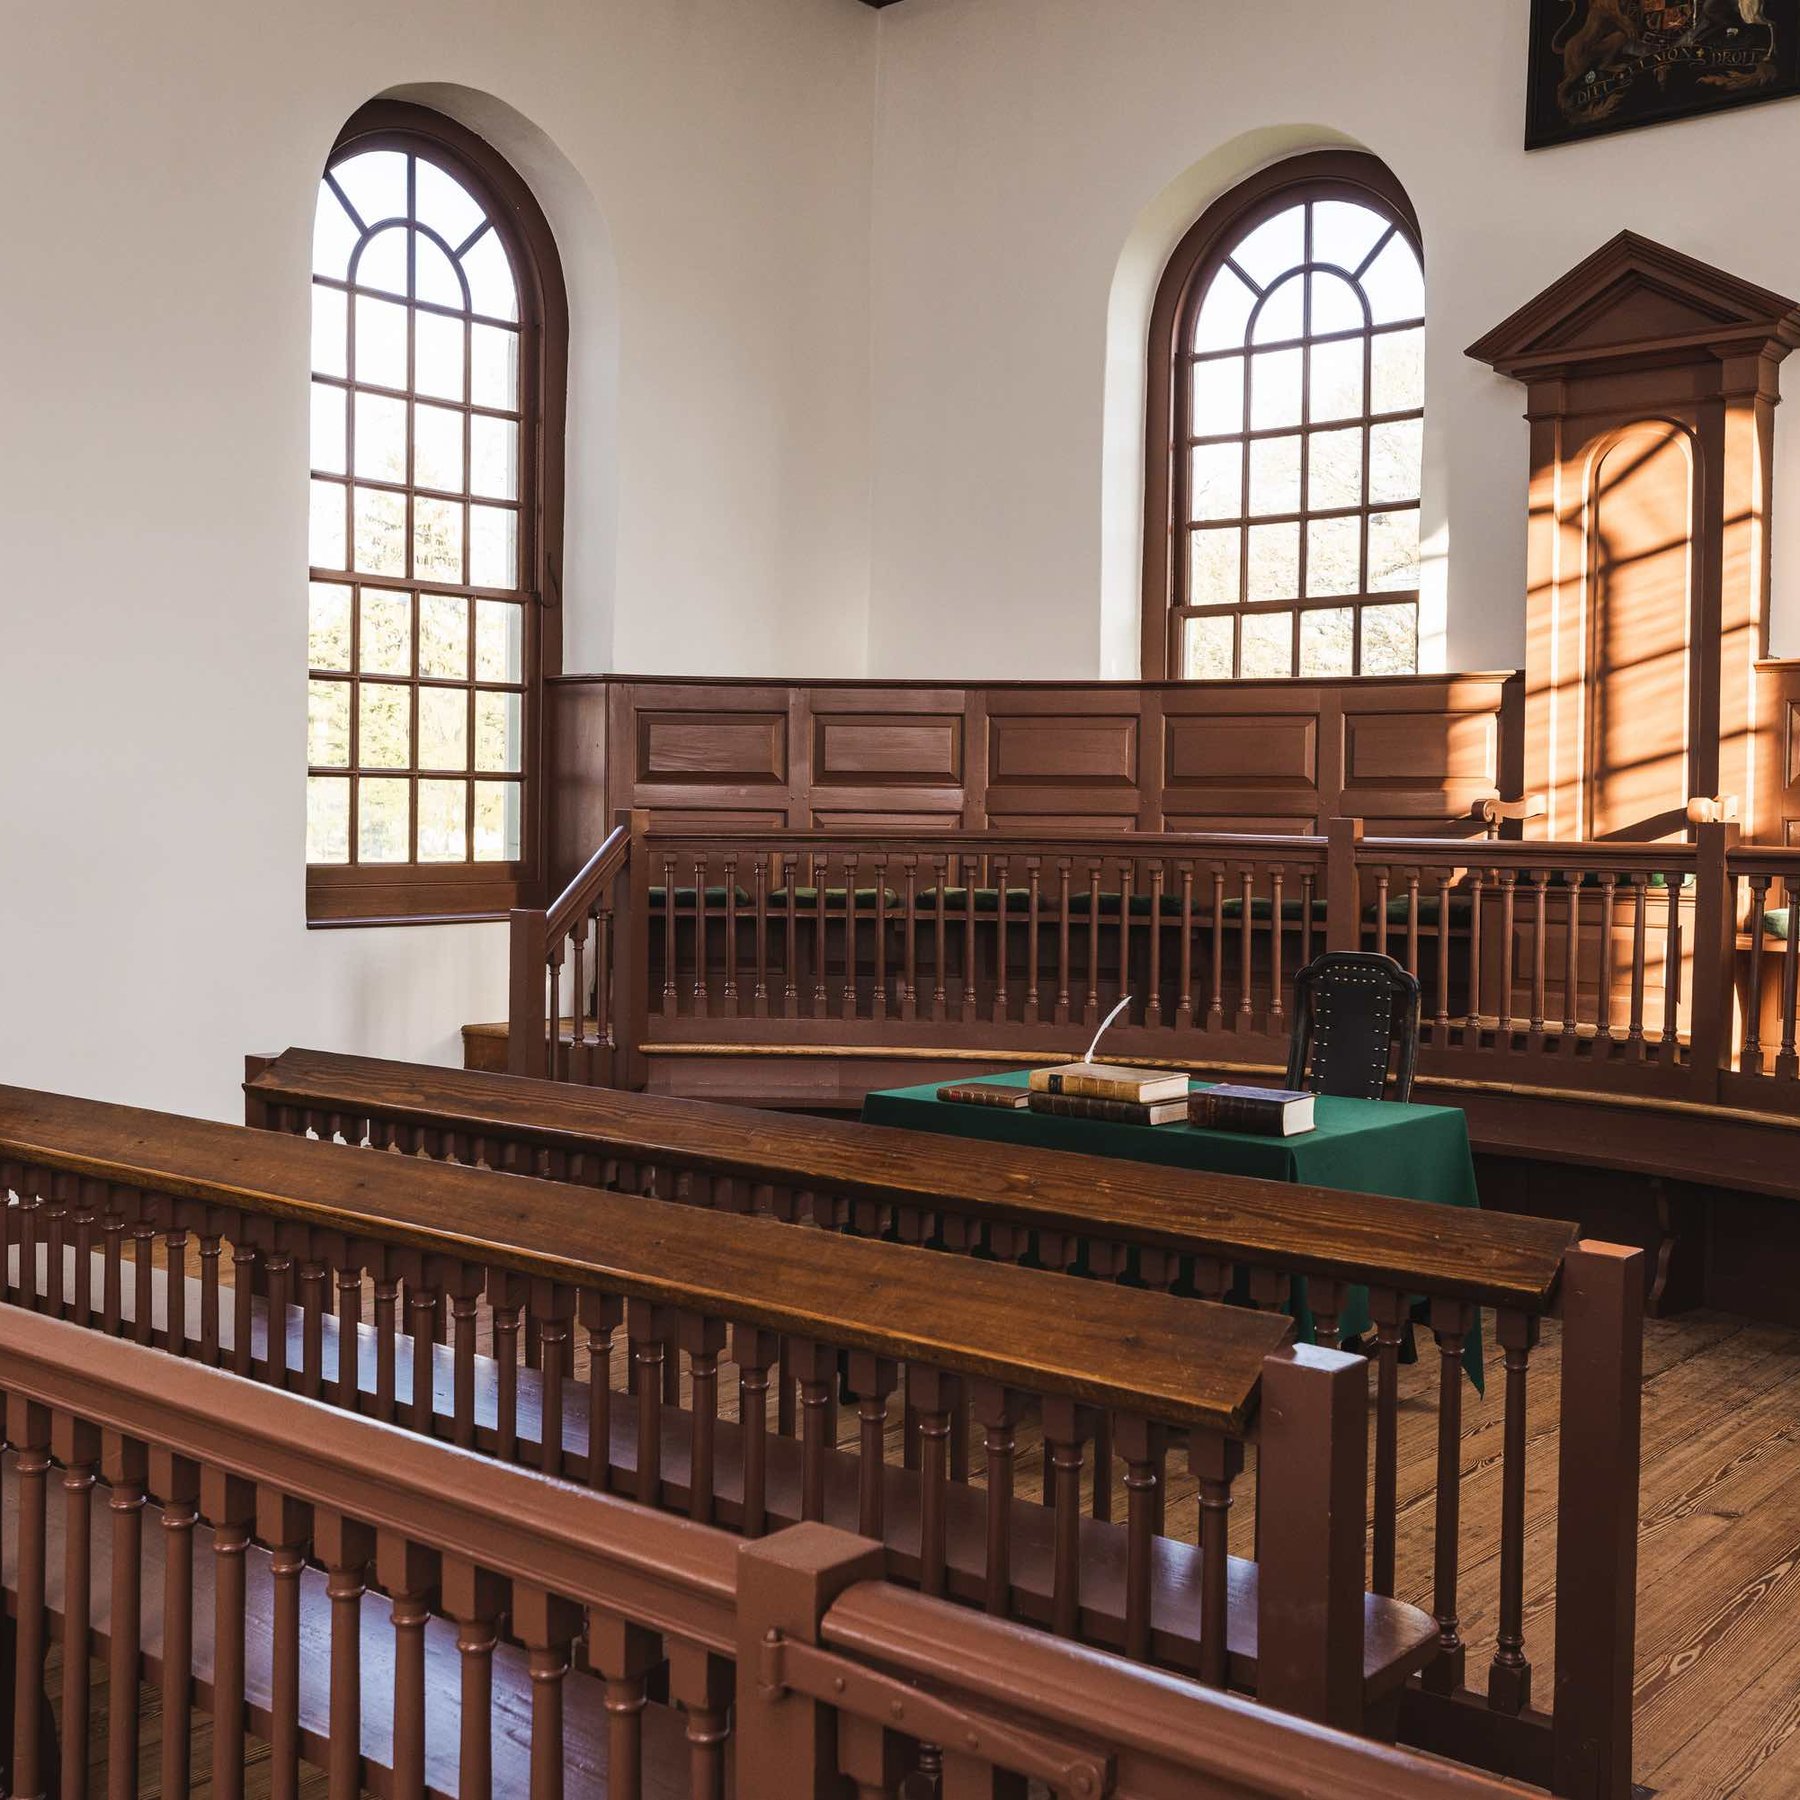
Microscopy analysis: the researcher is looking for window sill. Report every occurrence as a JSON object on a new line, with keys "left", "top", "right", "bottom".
{"left": 306, "top": 862, "right": 528, "bottom": 927}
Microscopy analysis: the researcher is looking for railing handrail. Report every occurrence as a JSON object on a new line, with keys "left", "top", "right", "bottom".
{"left": 247, "top": 1047, "right": 1579, "bottom": 1313}
{"left": 0, "top": 1081, "right": 1286, "bottom": 1436}
{"left": 544, "top": 820, "right": 630, "bottom": 940}
{"left": 1355, "top": 837, "right": 1701, "bottom": 868}
{"left": 639, "top": 826, "right": 1333, "bottom": 854}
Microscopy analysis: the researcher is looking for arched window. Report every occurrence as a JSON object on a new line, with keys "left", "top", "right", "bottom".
{"left": 306, "top": 102, "right": 567, "bottom": 924}
{"left": 1142, "top": 152, "right": 1423, "bottom": 682}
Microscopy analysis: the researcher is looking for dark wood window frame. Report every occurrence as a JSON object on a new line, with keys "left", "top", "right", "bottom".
{"left": 307, "top": 100, "right": 569, "bottom": 927}
{"left": 1140, "top": 151, "right": 1424, "bottom": 682}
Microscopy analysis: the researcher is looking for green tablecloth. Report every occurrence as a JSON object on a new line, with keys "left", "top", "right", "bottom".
{"left": 861, "top": 1071, "right": 1484, "bottom": 1387}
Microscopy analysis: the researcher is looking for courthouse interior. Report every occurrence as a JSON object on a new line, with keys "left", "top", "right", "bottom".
{"left": 5, "top": 1, "right": 1800, "bottom": 1796}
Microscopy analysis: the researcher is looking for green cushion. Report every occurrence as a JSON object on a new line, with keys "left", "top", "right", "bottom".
{"left": 647, "top": 885, "right": 752, "bottom": 908}
{"left": 915, "top": 886, "right": 1032, "bottom": 913}
{"left": 1064, "top": 891, "right": 1189, "bottom": 918}
{"left": 1764, "top": 907, "right": 1791, "bottom": 941}
{"left": 1218, "top": 897, "right": 1328, "bottom": 923}
{"left": 768, "top": 887, "right": 897, "bottom": 910}
{"left": 1374, "top": 895, "right": 1474, "bottom": 927}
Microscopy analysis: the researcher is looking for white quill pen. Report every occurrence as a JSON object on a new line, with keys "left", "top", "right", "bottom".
{"left": 1081, "top": 994, "right": 1133, "bottom": 1064}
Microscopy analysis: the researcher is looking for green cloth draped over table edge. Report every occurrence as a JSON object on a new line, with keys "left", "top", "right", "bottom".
{"left": 861, "top": 1070, "right": 1485, "bottom": 1390}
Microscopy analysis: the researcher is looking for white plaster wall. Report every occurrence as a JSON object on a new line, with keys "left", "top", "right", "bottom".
{"left": 865, "top": 0, "right": 1800, "bottom": 680}
{"left": 0, "top": 0, "right": 876, "bottom": 1120}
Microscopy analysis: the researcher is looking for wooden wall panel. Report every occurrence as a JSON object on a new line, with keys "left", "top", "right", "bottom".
{"left": 545, "top": 670, "right": 1526, "bottom": 879}
{"left": 1754, "top": 660, "right": 1800, "bottom": 844}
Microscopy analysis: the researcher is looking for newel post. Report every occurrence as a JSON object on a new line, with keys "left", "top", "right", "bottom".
{"left": 1686, "top": 820, "right": 1739, "bottom": 1094}
{"left": 1553, "top": 1241, "right": 1644, "bottom": 1800}
{"left": 1325, "top": 817, "right": 1364, "bottom": 955}
{"left": 1255, "top": 1343, "right": 1368, "bottom": 1733}
{"left": 508, "top": 907, "right": 552, "bottom": 1080}
{"left": 736, "top": 1523, "right": 885, "bottom": 1798}
{"left": 615, "top": 808, "right": 652, "bottom": 1090}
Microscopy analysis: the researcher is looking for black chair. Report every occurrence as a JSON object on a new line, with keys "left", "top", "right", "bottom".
{"left": 1285, "top": 950, "right": 1421, "bottom": 1103}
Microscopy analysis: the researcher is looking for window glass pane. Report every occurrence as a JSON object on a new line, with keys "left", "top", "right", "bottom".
{"left": 1189, "top": 442, "right": 1241, "bottom": 523}
{"left": 308, "top": 582, "right": 352, "bottom": 670}
{"left": 307, "top": 679, "right": 350, "bottom": 767}
{"left": 1369, "top": 418, "right": 1423, "bottom": 505}
{"left": 353, "top": 392, "right": 406, "bottom": 483}
{"left": 415, "top": 159, "right": 485, "bottom": 247}
{"left": 1361, "top": 601, "right": 1420, "bottom": 675}
{"left": 470, "top": 324, "right": 518, "bottom": 410}
{"left": 1311, "top": 200, "right": 1386, "bottom": 275}
{"left": 1190, "top": 355, "right": 1244, "bottom": 437}
{"left": 414, "top": 496, "right": 464, "bottom": 583}
{"left": 1307, "top": 428, "right": 1363, "bottom": 511}
{"left": 1183, "top": 614, "right": 1235, "bottom": 681}
{"left": 415, "top": 310, "right": 465, "bottom": 402}
{"left": 1193, "top": 267, "right": 1256, "bottom": 352}
{"left": 1369, "top": 509, "right": 1421, "bottom": 591}
{"left": 355, "top": 225, "right": 408, "bottom": 299}
{"left": 414, "top": 234, "right": 464, "bottom": 310}
{"left": 307, "top": 775, "right": 350, "bottom": 864}
{"left": 358, "top": 589, "right": 412, "bottom": 675}
{"left": 475, "top": 690, "right": 522, "bottom": 772}
{"left": 1187, "top": 528, "right": 1241, "bottom": 607}
{"left": 1309, "top": 272, "right": 1364, "bottom": 337}
{"left": 1363, "top": 234, "right": 1424, "bottom": 325}
{"left": 418, "top": 687, "right": 469, "bottom": 771}
{"left": 474, "top": 780, "right": 521, "bottom": 861}
{"left": 309, "top": 479, "right": 347, "bottom": 571}
{"left": 352, "top": 486, "right": 406, "bottom": 577}
{"left": 310, "top": 383, "right": 347, "bottom": 476}
{"left": 1249, "top": 348, "right": 1302, "bottom": 431}
{"left": 1371, "top": 328, "right": 1424, "bottom": 414}
{"left": 418, "top": 593, "right": 469, "bottom": 679}
{"left": 475, "top": 600, "right": 523, "bottom": 681}
{"left": 1309, "top": 337, "right": 1364, "bottom": 423}
{"left": 1300, "top": 607, "right": 1355, "bottom": 677}
{"left": 470, "top": 505, "right": 518, "bottom": 589}
{"left": 311, "top": 286, "right": 348, "bottom": 379}
{"left": 353, "top": 295, "right": 407, "bottom": 389}
{"left": 1231, "top": 204, "right": 1304, "bottom": 288}
{"left": 461, "top": 226, "right": 518, "bottom": 322}
{"left": 414, "top": 402, "right": 464, "bottom": 493}
{"left": 311, "top": 188, "right": 359, "bottom": 281}
{"left": 332, "top": 150, "right": 408, "bottom": 229}
{"left": 1250, "top": 274, "right": 1303, "bottom": 345}
{"left": 359, "top": 683, "right": 412, "bottom": 768}
{"left": 418, "top": 779, "right": 468, "bottom": 861}
{"left": 1306, "top": 516, "right": 1363, "bottom": 598}
{"left": 470, "top": 415, "right": 518, "bottom": 500}
{"left": 357, "top": 776, "right": 411, "bottom": 862}
{"left": 1248, "top": 435, "right": 1301, "bottom": 517}
{"left": 1240, "top": 611, "right": 1294, "bottom": 679}
{"left": 1246, "top": 522, "right": 1299, "bottom": 602}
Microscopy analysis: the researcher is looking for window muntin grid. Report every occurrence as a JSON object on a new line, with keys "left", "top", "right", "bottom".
{"left": 306, "top": 144, "right": 528, "bottom": 869}
{"left": 1173, "top": 193, "right": 1423, "bottom": 681}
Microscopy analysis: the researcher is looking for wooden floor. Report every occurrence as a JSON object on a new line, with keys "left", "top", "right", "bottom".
{"left": 30, "top": 1306, "right": 1800, "bottom": 1798}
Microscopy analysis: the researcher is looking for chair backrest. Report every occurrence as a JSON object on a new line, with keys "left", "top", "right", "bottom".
{"left": 1285, "top": 951, "right": 1421, "bottom": 1103}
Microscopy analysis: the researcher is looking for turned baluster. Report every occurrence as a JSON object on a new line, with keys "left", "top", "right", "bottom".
{"left": 444, "top": 1558, "right": 505, "bottom": 1800}
{"left": 814, "top": 852, "right": 833, "bottom": 1020}
{"left": 994, "top": 854, "right": 1012, "bottom": 1023}
{"left": 1268, "top": 866, "right": 1287, "bottom": 1029}
{"left": 1191, "top": 1431, "right": 1244, "bottom": 1688}
{"left": 102, "top": 1432, "right": 147, "bottom": 1800}
{"left": 101, "top": 1185, "right": 126, "bottom": 1335}
{"left": 443, "top": 1262, "right": 481, "bottom": 1449}
{"left": 872, "top": 854, "right": 891, "bottom": 1022}
{"left": 296, "top": 1253, "right": 327, "bottom": 1396}
{"left": 9, "top": 1398, "right": 50, "bottom": 1800}
{"left": 1780, "top": 876, "right": 1800, "bottom": 1079}
{"left": 1425, "top": 1298, "right": 1477, "bottom": 1691}
{"left": 753, "top": 855, "right": 770, "bottom": 1017}
{"left": 1042, "top": 1399, "right": 1092, "bottom": 1637}
{"left": 1083, "top": 865, "right": 1103, "bottom": 1025}
{"left": 15, "top": 1172, "right": 43, "bottom": 1314}
{"left": 1177, "top": 867, "right": 1196, "bottom": 1023}
{"left": 580, "top": 1290, "right": 623, "bottom": 1491}
{"left": 662, "top": 853, "right": 680, "bottom": 1018}
{"left": 961, "top": 851, "right": 979, "bottom": 1020}
{"left": 969, "top": 1381, "right": 1022, "bottom": 1616}
{"left": 1490, "top": 1311, "right": 1541, "bottom": 1715}
{"left": 1115, "top": 1414, "right": 1166, "bottom": 1662}
{"left": 517, "top": 1587, "right": 582, "bottom": 1800}
{"left": 1309, "top": 1275, "right": 1346, "bottom": 1350}
{"left": 534, "top": 1279, "right": 575, "bottom": 1478}
{"left": 901, "top": 859, "right": 920, "bottom": 1022}
{"left": 1055, "top": 860, "right": 1073, "bottom": 1025}
{"left": 1370, "top": 1286, "right": 1405, "bottom": 1597}
{"left": 848, "top": 1352, "right": 899, "bottom": 1541}
{"left": 1238, "top": 868, "right": 1255, "bottom": 1022}
{"left": 54, "top": 1413, "right": 99, "bottom": 1796}
{"left": 315, "top": 1511, "right": 372, "bottom": 1800}
{"left": 670, "top": 1645, "right": 733, "bottom": 1800}
{"left": 1374, "top": 867, "right": 1391, "bottom": 958}
{"left": 721, "top": 853, "right": 739, "bottom": 1018}
{"left": 488, "top": 1269, "right": 525, "bottom": 1460}
{"left": 1743, "top": 874, "right": 1770, "bottom": 1071}
{"left": 684, "top": 1312, "right": 727, "bottom": 1524}
{"left": 1661, "top": 864, "right": 1684, "bottom": 1053}
{"left": 691, "top": 858, "right": 713, "bottom": 1021}
{"left": 203, "top": 1468, "right": 256, "bottom": 1800}
{"left": 589, "top": 1612, "right": 662, "bottom": 1800}
{"left": 844, "top": 851, "right": 864, "bottom": 1022}
{"left": 1628, "top": 872, "right": 1649, "bottom": 1050}
{"left": 151, "top": 1450, "right": 199, "bottom": 1800}
{"left": 1496, "top": 867, "right": 1517, "bottom": 1034}
{"left": 629, "top": 1298, "right": 676, "bottom": 1508}
{"left": 1597, "top": 872, "right": 1618, "bottom": 1041}
{"left": 1405, "top": 870, "right": 1422, "bottom": 977}
{"left": 403, "top": 1262, "right": 440, "bottom": 1435}
{"left": 131, "top": 1203, "right": 157, "bottom": 1346}
{"left": 733, "top": 1325, "right": 780, "bottom": 1538}
{"left": 1145, "top": 862, "right": 1165, "bottom": 1027}
{"left": 44, "top": 1173, "right": 70, "bottom": 1317}
{"left": 911, "top": 1366, "right": 958, "bottom": 1598}
{"left": 783, "top": 853, "right": 801, "bottom": 1017}
{"left": 70, "top": 1179, "right": 100, "bottom": 1329}
{"left": 379, "top": 1536, "right": 438, "bottom": 1800}
{"left": 1434, "top": 870, "right": 1454, "bottom": 1032}
{"left": 1024, "top": 859, "right": 1043, "bottom": 1024}
{"left": 1465, "top": 868, "right": 1487, "bottom": 1032}
{"left": 260, "top": 1491, "right": 312, "bottom": 1800}
{"left": 790, "top": 1337, "right": 838, "bottom": 1523}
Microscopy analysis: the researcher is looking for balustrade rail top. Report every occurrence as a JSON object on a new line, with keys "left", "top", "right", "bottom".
{"left": 249, "top": 1049, "right": 1579, "bottom": 1312}
{"left": 0, "top": 1302, "right": 741, "bottom": 1653}
{"left": 1356, "top": 837, "right": 1700, "bottom": 867}
{"left": 638, "top": 826, "right": 1328, "bottom": 851}
{"left": 0, "top": 1083, "right": 1289, "bottom": 1434}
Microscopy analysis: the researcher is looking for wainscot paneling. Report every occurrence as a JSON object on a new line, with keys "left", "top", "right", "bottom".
{"left": 545, "top": 671, "right": 1524, "bottom": 887}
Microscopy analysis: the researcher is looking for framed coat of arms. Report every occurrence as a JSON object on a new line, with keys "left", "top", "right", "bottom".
{"left": 1526, "top": 0, "right": 1800, "bottom": 146}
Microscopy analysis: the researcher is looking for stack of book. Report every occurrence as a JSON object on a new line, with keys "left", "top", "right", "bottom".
{"left": 1026, "top": 1061, "right": 1190, "bottom": 1125}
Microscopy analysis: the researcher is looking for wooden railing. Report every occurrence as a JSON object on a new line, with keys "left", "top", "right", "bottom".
{"left": 1, "top": 1083, "right": 1456, "bottom": 1745}
{"left": 241, "top": 1046, "right": 1644, "bottom": 1799}
{"left": 0, "top": 1305, "right": 1537, "bottom": 1800}
{"left": 507, "top": 814, "right": 1800, "bottom": 1123}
